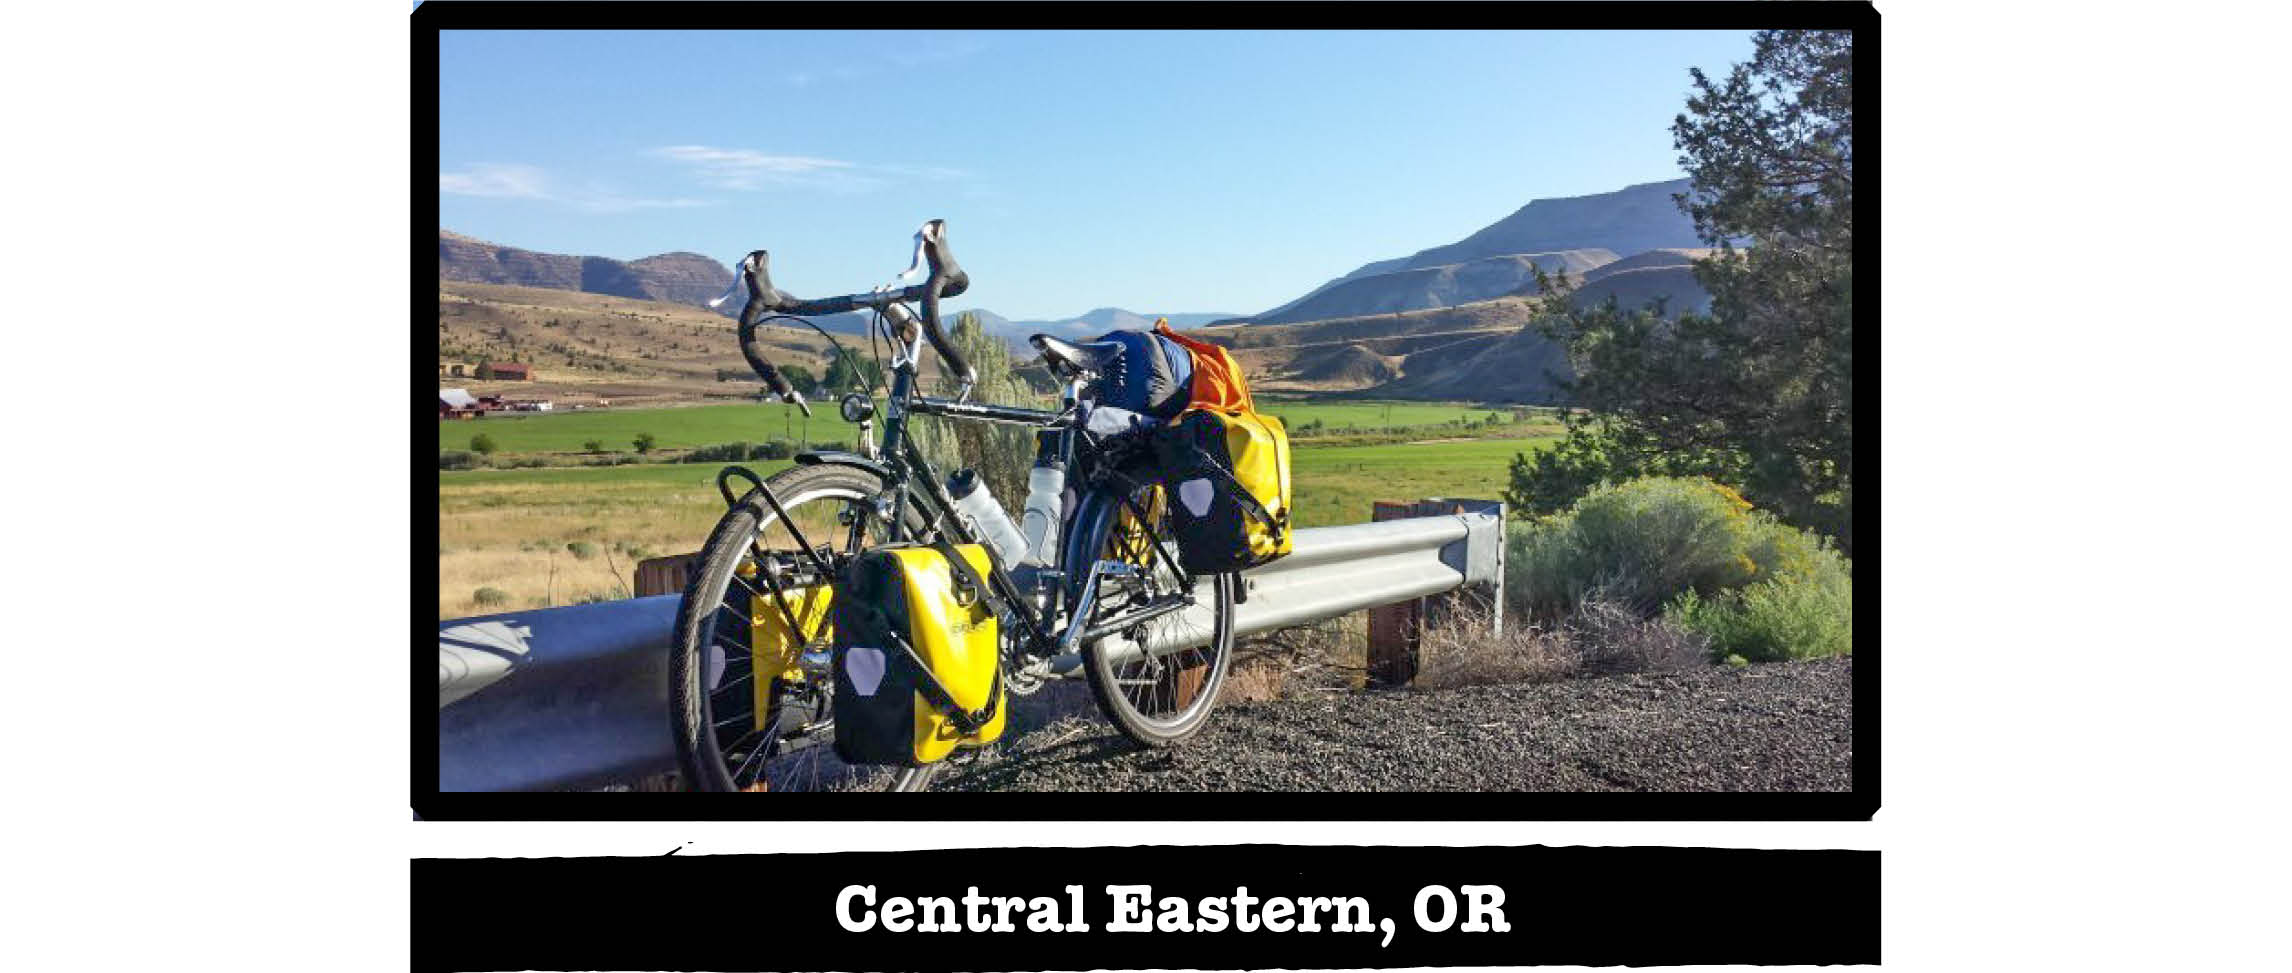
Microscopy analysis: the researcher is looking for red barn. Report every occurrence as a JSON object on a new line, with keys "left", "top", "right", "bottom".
{"left": 483, "top": 361, "right": 531, "bottom": 381}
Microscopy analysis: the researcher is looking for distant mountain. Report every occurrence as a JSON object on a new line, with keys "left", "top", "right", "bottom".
{"left": 439, "top": 230, "right": 1222, "bottom": 346}
{"left": 1226, "top": 250, "right": 1616, "bottom": 327}
{"left": 1233, "top": 178, "right": 1707, "bottom": 324}
{"left": 439, "top": 229, "right": 740, "bottom": 309}
{"left": 968, "top": 307, "right": 1240, "bottom": 349}
{"left": 1392, "top": 178, "right": 1702, "bottom": 271}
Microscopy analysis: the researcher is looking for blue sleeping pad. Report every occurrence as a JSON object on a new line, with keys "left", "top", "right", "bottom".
{"left": 1090, "top": 328, "right": 1194, "bottom": 419}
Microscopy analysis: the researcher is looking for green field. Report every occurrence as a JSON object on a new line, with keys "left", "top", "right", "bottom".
{"left": 439, "top": 399, "right": 1535, "bottom": 456}
{"left": 436, "top": 430, "right": 1553, "bottom": 615}
{"left": 439, "top": 458, "right": 798, "bottom": 490}
{"left": 1252, "top": 399, "right": 1536, "bottom": 432}
{"left": 439, "top": 403, "right": 840, "bottom": 454}
{"left": 1286, "top": 437, "right": 1544, "bottom": 527}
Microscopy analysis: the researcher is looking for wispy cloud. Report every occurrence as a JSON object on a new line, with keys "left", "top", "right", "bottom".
{"left": 651, "top": 145, "right": 967, "bottom": 194}
{"left": 439, "top": 162, "right": 708, "bottom": 212}
{"left": 783, "top": 36, "right": 986, "bottom": 88}
{"left": 439, "top": 163, "right": 550, "bottom": 199}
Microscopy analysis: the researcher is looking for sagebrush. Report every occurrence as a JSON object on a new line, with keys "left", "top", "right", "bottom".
{"left": 1504, "top": 476, "right": 1851, "bottom": 661}
{"left": 1413, "top": 598, "right": 1709, "bottom": 691}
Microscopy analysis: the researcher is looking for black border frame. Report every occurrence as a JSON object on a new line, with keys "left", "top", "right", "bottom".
{"left": 415, "top": 2, "right": 1879, "bottom": 822}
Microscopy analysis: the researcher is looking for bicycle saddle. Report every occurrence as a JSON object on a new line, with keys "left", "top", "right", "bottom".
{"left": 1030, "top": 334, "right": 1123, "bottom": 378}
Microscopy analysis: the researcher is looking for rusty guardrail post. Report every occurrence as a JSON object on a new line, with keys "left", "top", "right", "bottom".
{"left": 1366, "top": 497, "right": 1505, "bottom": 687}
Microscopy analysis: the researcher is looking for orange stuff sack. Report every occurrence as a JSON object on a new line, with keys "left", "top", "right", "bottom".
{"left": 1153, "top": 319, "right": 1253, "bottom": 414}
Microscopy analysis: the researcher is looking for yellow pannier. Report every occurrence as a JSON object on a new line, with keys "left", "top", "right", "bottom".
{"left": 829, "top": 543, "right": 1005, "bottom": 766}
{"left": 748, "top": 579, "right": 832, "bottom": 732}
{"left": 1154, "top": 407, "right": 1293, "bottom": 574}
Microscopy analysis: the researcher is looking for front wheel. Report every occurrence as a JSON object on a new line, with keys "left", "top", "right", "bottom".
{"left": 1074, "top": 483, "right": 1237, "bottom": 746}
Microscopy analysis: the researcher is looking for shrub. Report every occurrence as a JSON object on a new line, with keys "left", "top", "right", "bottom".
{"left": 684, "top": 442, "right": 753, "bottom": 464}
{"left": 438, "top": 450, "right": 483, "bottom": 471}
{"left": 1507, "top": 476, "right": 1849, "bottom": 625}
{"left": 1667, "top": 570, "right": 1852, "bottom": 662}
{"left": 469, "top": 433, "right": 498, "bottom": 455}
{"left": 583, "top": 439, "right": 605, "bottom": 454}
{"left": 907, "top": 312, "right": 1048, "bottom": 505}
{"left": 632, "top": 432, "right": 657, "bottom": 454}
{"left": 566, "top": 541, "right": 598, "bottom": 560}
{"left": 472, "top": 587, "right": 510, "bottom": 607}
{"left": 753, "top": 439, "right": 794, "bottom": 461}
{"left": 1413, "top": 598, "right": 1708, "bottom": 690}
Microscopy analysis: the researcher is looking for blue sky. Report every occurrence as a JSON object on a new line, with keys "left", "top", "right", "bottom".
{"left": 439, "top": 30, "right": 1752, "bottom": 320}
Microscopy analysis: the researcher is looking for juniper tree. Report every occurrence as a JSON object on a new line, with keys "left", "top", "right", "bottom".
{"left": 1510, "top": 29, "right": 1854, "bottom": 550}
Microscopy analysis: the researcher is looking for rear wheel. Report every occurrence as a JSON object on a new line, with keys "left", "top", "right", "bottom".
{"left": 669, "top": 462, "right": 935, "bottom": 792}
{"left": 1078, "top": 482, "right": 1236, "bottom": 746}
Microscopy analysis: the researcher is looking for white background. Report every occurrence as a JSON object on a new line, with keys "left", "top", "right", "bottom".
{"left": 2, "top": 2, "right": 2286, "bottom": 970}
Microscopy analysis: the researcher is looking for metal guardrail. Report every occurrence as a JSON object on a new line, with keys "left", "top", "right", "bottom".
{"left": 436, "top": 508, "right": 1503, "bottom": 792}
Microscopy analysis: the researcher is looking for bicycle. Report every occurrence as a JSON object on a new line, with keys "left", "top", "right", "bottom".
{"left": 669, "top": 220, "right": 1236, "bottom": 792}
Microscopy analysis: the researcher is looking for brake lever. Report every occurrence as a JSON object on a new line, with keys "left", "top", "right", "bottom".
{"left": 891, "top": 228, "right": 927, "bottom": 284}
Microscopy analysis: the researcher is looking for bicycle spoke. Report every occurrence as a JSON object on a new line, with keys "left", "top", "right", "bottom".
{"left": 728, "top": 730, "right": 776, "bottom": 784}
{"left": 713, "top": 598, "right": 753, "bottom": 628}
{"left": 711, "top": 634, "right": 756, "bottom": 660}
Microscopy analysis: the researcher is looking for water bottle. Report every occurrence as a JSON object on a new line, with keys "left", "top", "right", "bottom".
{"left": 946, "top": 468, "right": 1025, "bottom": 568}
{"left": 1017, "top": 431, "right": 1066, "bottom": 568}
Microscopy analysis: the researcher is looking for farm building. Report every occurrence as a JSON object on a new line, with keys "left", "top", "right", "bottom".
{"left": 480, "top": 361, "right": 531, "bottom": 381}
{"left": 437, "top": 362, "right": 469, "bottom": 378}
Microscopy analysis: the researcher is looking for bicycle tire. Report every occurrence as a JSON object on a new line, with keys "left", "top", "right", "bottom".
{"left": 1073, "top": 483, "right": 1238, "bottom": 746}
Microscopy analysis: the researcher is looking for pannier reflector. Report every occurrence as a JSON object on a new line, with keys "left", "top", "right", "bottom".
{"left": 848, "top": 647, "right": 886, "bottom": 696}
{"left": 1179, "top": 478, "right": 1214, "bottom": 516}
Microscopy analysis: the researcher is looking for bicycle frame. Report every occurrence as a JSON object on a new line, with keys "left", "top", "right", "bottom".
{"left": 792, "top": 316, "right": 1200, "bottom": 669}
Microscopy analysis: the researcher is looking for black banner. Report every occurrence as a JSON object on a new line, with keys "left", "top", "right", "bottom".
{"left": 413, "top": 844, "right": 1876, "bottom": 969}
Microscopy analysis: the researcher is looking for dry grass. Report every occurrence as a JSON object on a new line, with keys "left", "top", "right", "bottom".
{"left": 1413, "top": 598, "right": 1709, "bottom": 691}
{"left": 438, "top": 477, "right": 719, "bottom": 617}
{"left": 438, "top": 469, "right": 845, "bottom": 618}
{"left": 1218, "top": 657, "right": 1293, "bottom": 704}
{"left": 1216, "top": 612, "right": 1369, "bottom": 705}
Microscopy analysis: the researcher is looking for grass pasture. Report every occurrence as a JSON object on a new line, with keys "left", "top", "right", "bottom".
{"left": 440, "top": 402, "right": 836, "bottom": 455}
{"left": 439, "top": 399, "right": 1542, "bottom": 458}
{"left": 1252, "top": 398, "right": 1542, "bottom": 433}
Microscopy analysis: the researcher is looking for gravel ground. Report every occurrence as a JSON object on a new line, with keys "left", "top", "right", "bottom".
{"left": 929, "top": 657, "right": 1853, "bottom": 792}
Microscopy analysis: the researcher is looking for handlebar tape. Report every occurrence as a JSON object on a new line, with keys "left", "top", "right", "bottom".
{"left": 735, "top": 251, "right": 794, "bottom": 397}
{"left": 917, "top": 220, "right": 977, "bottom": 386}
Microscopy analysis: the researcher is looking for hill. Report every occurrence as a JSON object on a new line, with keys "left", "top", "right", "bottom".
{"left": 975, "top": 307, "right": 1239, "bottom": 348}
{"left": 1190, "top": 296, "right": 1552, "bottom": 394}
{"left": 1370, "top": 323, "right": 1574, "bottom": 403}
{"left": 1579, "top": 247, "right": 1714, "bottom": 282}
{"left": 1568, "top": 264, "right": 1712, "bottom": 316}
{"left": 1395, "top": 178, "right": 1700, "bottom": 270}
{"left": 440, "top": 229, "right": 898, "bottom": 336}
{"left": 439, "top": 229, "right": 740, "bottom": 308}
{"left": 1236, "top": 179, "right": 1705, "bottom": 324}
{"left": 435, "top": 281, "right": 925, "bottom": 409}
{"left": 441, "top": 229, "right": 1228, "bottom": 347}
{"left": 1228, "top": 249, "right": 1615, "bottom": 326}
